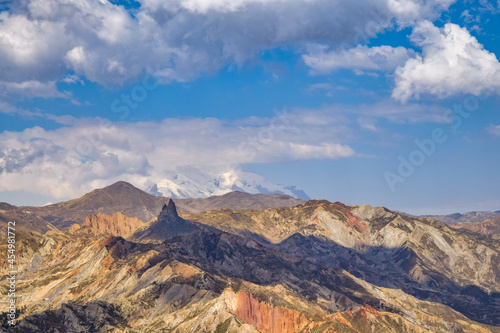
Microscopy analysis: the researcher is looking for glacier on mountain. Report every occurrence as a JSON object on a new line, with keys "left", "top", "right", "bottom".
{"left": 146, "top": 168, "right": 309, "bottom": 200}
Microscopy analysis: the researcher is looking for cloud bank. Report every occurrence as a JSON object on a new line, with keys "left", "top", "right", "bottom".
{"left": 3, "top": 1, "right": 499, "bottom": 106}
{"left": 0, "top": 113, "right": 354, "bottom": 198}
{"left": 0, "top": 88, "right": 456, "bottom": 199}
{"left": 7, "top": 0, "right": 498, "bottom": 106}
{"left": 0, "top": 0, "right": 457, "bottom": 99}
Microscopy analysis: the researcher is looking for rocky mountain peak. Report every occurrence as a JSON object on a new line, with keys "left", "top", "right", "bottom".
{"left": 131, "top": 199, "right": 199, "bottom": 243}
{"left": 161, "top": 199, "right": 178, "bottom": 218}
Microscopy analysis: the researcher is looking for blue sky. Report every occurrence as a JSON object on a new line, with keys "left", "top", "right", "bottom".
{"left": 0, "top": 0, "right": 500, "bottom": 214}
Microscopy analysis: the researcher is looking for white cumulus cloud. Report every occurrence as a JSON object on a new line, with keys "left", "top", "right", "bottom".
{"left": 392, "top": 21, "right": 500, "bottom": 102}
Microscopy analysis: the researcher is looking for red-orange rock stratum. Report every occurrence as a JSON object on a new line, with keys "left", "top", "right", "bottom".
{"left": 78, "top": 211, "right": 144, "bottom": 238}
{"left": 233, "top": 292, "right": 313, "bottom": 333}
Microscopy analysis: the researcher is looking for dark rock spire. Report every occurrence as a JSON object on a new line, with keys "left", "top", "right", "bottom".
{"left": 161, "top": 199, "right": 178, "bottom": 218}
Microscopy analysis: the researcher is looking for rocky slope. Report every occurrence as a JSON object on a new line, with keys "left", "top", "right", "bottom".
{"left": 422, "top": 210, "right": 500, "bottom": 225}
{"left": 1, "top": 226, "right": 499, "bottom": 333}
{"left": 71, "top": 212, "right": 145, "bottom": 238}
{"left": 1, "top": 192, "right": 500, "bottom": 332}
{"left": 22, "top": 181, "right": 169, "bottom": 230}
{"left": 0, "top": 203, "right": 56, "bottom": 236}
{"left": 182, "top": 200, "right": 500, "bottom": 324}
{"left": 450, "top": 215, "right": 500, "bottom": 236}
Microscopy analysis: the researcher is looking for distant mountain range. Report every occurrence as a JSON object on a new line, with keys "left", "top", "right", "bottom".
{"left": 0, "top": 181, "right": 305, "bottom": 233}
{"left": 421, "top": 210, "right": 500, "bottom": 225}
{"left": 146, "top": 168, "right": 310, "bottom": 200}
{"left": 450, "top": 215, "right": 500, "bottom": 236}
{"left": 175, "top": 190, "right": 304, "bottom": 213}
{"left": 2, "top": 183, "right": 500, "bottom": 332}
{"left": 2, "top": 180, "right": 499, "bottom": 238}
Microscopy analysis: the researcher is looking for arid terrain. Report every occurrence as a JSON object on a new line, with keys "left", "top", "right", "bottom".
{"left": 1, "top": 182, "right": 499, "bottom": 332}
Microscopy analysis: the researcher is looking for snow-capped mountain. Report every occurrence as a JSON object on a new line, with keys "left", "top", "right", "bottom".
{"left": 147, "top": 168, "right": 310, "bottom": 200}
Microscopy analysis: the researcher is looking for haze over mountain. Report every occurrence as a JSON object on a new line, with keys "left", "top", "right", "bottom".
{"left": 0, "top": 202, "right": 56, "bottom": 236}
{"left": 450, "top": 215, "right": 500, "bottom": 237}
{"left": 147, "top": 168, "right": 310, "bottom": 200}
{"left": 174, "top": 191, "right": 305, "bottom": 213}
{"left": 422, "top": 211, "right": 500, "bottom": 225}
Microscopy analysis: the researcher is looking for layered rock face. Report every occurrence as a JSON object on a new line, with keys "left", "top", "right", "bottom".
{"left": 3, "top": 228, "right": 498, "bottom": 333}
{"left": 229, "top": 291, "right": 442, "bottom": 333}
{"left": 1, "top": 192, "right": 500, "bottom": 332}
{"left": 182, "top": 200, "right": 500, "bottom": 325}
{"left": 232, "top": 291, "right": 312, "bottom": 333}
{"left": 73, "top": 212, "right": 144, "bottom": 238}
